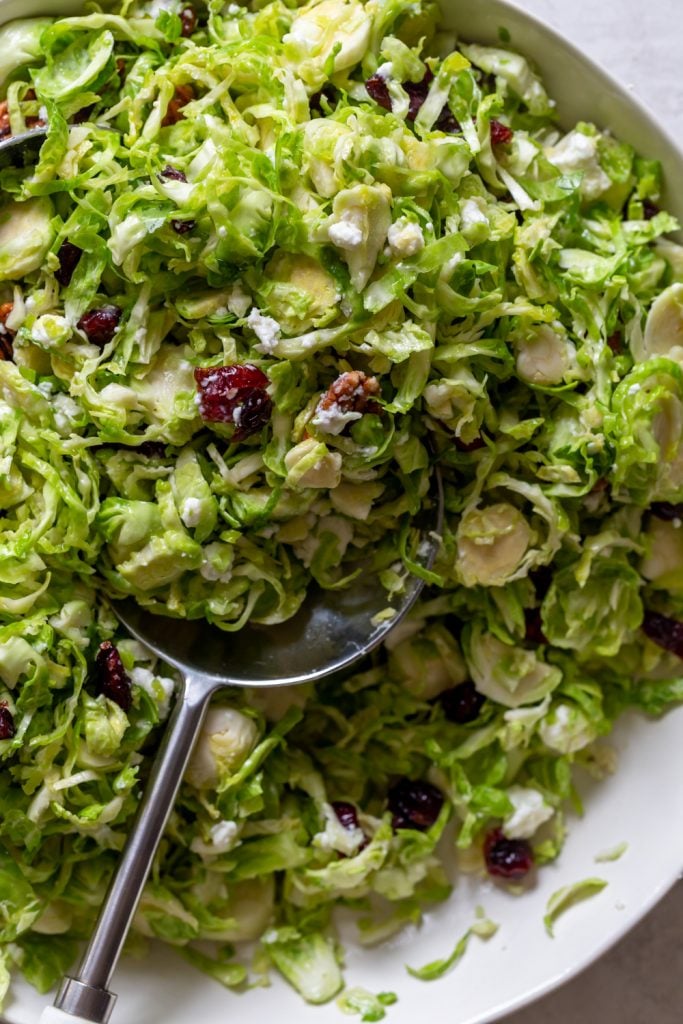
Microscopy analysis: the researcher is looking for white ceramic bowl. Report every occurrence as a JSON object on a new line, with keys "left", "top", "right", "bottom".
{"left": 2, "top": 2, "right": 682, "bottom": 1022}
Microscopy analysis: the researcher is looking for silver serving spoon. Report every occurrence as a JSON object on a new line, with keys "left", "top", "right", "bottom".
{"left": 0, "top": 126, "right": 447, "bottom": 1024}
{"left": 43, "top": 480, "right": 442, "bottom": 1024}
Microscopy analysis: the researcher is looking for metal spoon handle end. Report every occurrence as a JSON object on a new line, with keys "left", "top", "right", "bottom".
{"left": 52, "top": 673, "right": 216, "bottom": 1022}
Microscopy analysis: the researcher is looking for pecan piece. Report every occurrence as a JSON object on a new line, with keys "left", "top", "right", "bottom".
{"left": 318, "top": 370, "right": 381, "bottom": 416}
{"left": 162, "top": 83, "right": 195, "bottom": 127}
{"left": 0, "top": 101, "right": 9, "bottom": 139}
{"left": 0, "top": 303, "right": 14, "bottom": 359}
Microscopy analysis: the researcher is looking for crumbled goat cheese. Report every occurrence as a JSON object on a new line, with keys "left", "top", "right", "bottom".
{"left": 246, "top": 307, "right": 281, "bottom": 354}
{"left": 502, "top": 785, "right": 554, "bottom": 840}
{"left": 311, "top": 400, "right": 362, "bottom": 435}
{"left": 180, "top": 497, "right": 203, "bottom": 529}
{"left": 313, "top": 802, "right": 365, "bottom": 856}
{"left": 387, "top": 218, "right": 425, "bottom": 257}
{"left": 328, "top": 219, "right": 364, "bottom": 250}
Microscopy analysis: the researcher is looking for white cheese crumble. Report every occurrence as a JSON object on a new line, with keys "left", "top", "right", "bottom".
{"left": 539, "top": 703, "right": 596, "bottom": 754}
{"left": 311, "top": 400, "right": 362, "bottom": 435}
{"left": 312, "top": 802, "right": 365, "bottom": 857}
{"left": 328, "top": 219, "right": 364, "bottom": 250}
{"left": 180, "top": 497, "right": 203, "bottom": 529}
{"left": 246, "top": 307, "right": 281, "bottom": 354}
{"left": 502, "top": 785, "right": 553, "bottom": 840}
{"left": 190, "top": 819, "right": 241, "bottom": 857}
{"left": 387, "top": 218, "right": 424, "bottom": 257}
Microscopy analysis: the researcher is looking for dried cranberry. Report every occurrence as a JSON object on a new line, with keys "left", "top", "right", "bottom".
{"left": 171, "top": 219, "right": 195, "bottom": 234}
{"left": 439, "top": 681, "right": 485, "bottom": 724}
{"left": 388, "top": 778, "right": 444, "bottom": 831}
{"left": 642, "top": 610, "right": 683, "bottom": 660}
{"left": 309, "top": 86, "right": 336, "bottom": 114}
{"left": 162, "top": 84, "right": 194, "bottom": 127}
{"left": 484, "top": 828, "right": 534, "bottom": 880}
{"left": 55, "top": 242, "right": 83, "bottom": 287}
{"left": 71, "top": 104, "right": 96, "bottom": 125}
{"left": 180, "top": 5, "right": 197, "bottom": 36}
{"left": 607, "top": 331, "right": 623, "bottom": 354}
{"left": 524, "top": 608, "right": 548, "bottom": 646}
{"left": 77, "top": 305, "right": 122, "bottom": 347}
{"left": 194, "top": 363, "right": 272, "bottom": 440}
{"left": 137, "top": 441, "right": 168, "bottom": 459}
{"left": 454, "top": 435, "right": 485, "bottom": 453}
{"left": 160, "top": 165, "right": 187, "bottom": 182}
{"left": 530, "top": 566, "right": 553, "bottom": 599}
{"left": 94, "top": 641, "right": 132, "bottom": 712}
{"left": 650, "top": 502, "right": 683, "bottom": 521}
{"left": 0, "top": 703, "right": 15, "bottom": 740}
{"left": 434, "top": 106, "right": 461, "bottom": 133}
{"left": 365, "top": 74, "right": 392, "bottom": 111}
{"left": 642, "top": 198, "right": 659, "bottom": 220}
{"left": 404, "top": 68, "right": 433, "bottom": 121}
{"left": 332, "top": 801, "right": 360, "bottom": 831}
{"left": 490, "top": 119, "right": 514, "bottom": 146}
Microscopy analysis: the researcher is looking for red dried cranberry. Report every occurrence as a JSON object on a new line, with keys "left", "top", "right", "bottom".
{"left": 642, "top": 610, "right": 683, "bottom": 661}
{"left": 607, "top": 331, "right": 623, "bottom": 354}
{"left": 94, "top": 641, "right": 132, "bottom": 712}
{"left": 160, "top": 165, "right": 187, "bottom": 182}
{"left": 524, "top": 608, "right": 548, "bottom": 646}
{"left": 171, "top": 219, "right": 195, "bottom": 234}
{"left": 55, "top": 242, "right": 82, "bottom": 287}
{"left": 454, "top": 435, "right": 485, "bottom": 453}
{"left": 650, "top": 502, "right": 683, "bottom": 521}
{"left": 332, "top": 801, "right": 360, "bottom": 831}
{"left": 194, "top": 363, "right": 272, "bottom": 440}
{"left": 180, "top": 5, "right": 197, "bottom": 36}
{"left": 642, "top": 198, "right": 659, "bottom": 220}
{"left": 71, "top": 104, "right": 96, "bottom": 125}
{"left": 530, "top": 566, "right": 553, "bottom": 599}
{"left": 404, "top": 67, "right": 433, "bottom": 121}
{"left": 309, "top": 86, "right": 336, "bottom": 114}
{"left": 388, "top": 778, "right": 444, "bottom": 831}
{"left": 365, "top": 74, "right": 392, "bottom": 111}
{"left": 484, "top": 828, "right": 534, "bottom": 880}
{"left": 434, "top": 106, "right": 461, "bottom": 133}
{"left": 137, "top": 441, "right": 168, "bottom": 459}
{"left": 77, "top": 305, "right": 122, "bottom": 347}
{"left": 439, "top": 681, "right": 485, "bottom": 724}
{"left": 0, "top": 703, "right": 16, "bottom": 740}
{"left": 490, "top": 119, "right": 514, "bottom": 146}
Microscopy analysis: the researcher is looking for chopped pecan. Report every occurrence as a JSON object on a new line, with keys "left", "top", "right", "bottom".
{"left": 0, "top": 101, "right": 10, "bottom": 139}
{"left": 161, "top": 83, "right": 195, "bottom": 127}
{"left": 0, "top": 302, "right": 14, "bottom": 358}
{"left": 319, "top": 370, "right": 381, "bottom": 415}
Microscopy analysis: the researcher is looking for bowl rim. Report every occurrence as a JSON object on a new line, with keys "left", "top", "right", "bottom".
{"left": 0, "top": 1, "right": 681, "bottom": 1023}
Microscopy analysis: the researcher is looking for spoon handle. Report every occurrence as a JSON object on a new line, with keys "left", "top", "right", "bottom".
{"left": 47, "top": 673, "right": 217, "bottom": 1024}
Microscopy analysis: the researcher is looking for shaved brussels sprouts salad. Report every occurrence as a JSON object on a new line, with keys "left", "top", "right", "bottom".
{"left": 0, "top": 0, "right": 682, "bottom": 1010}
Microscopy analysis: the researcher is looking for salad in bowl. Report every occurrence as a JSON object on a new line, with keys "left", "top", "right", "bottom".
{"left": 0, "top": 0, "right": 681, "bottom": 1014}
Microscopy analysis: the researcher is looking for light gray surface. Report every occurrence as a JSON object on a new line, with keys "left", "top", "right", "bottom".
{"left": 499, "top": 9, "right": 683, "bottom": 1023}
